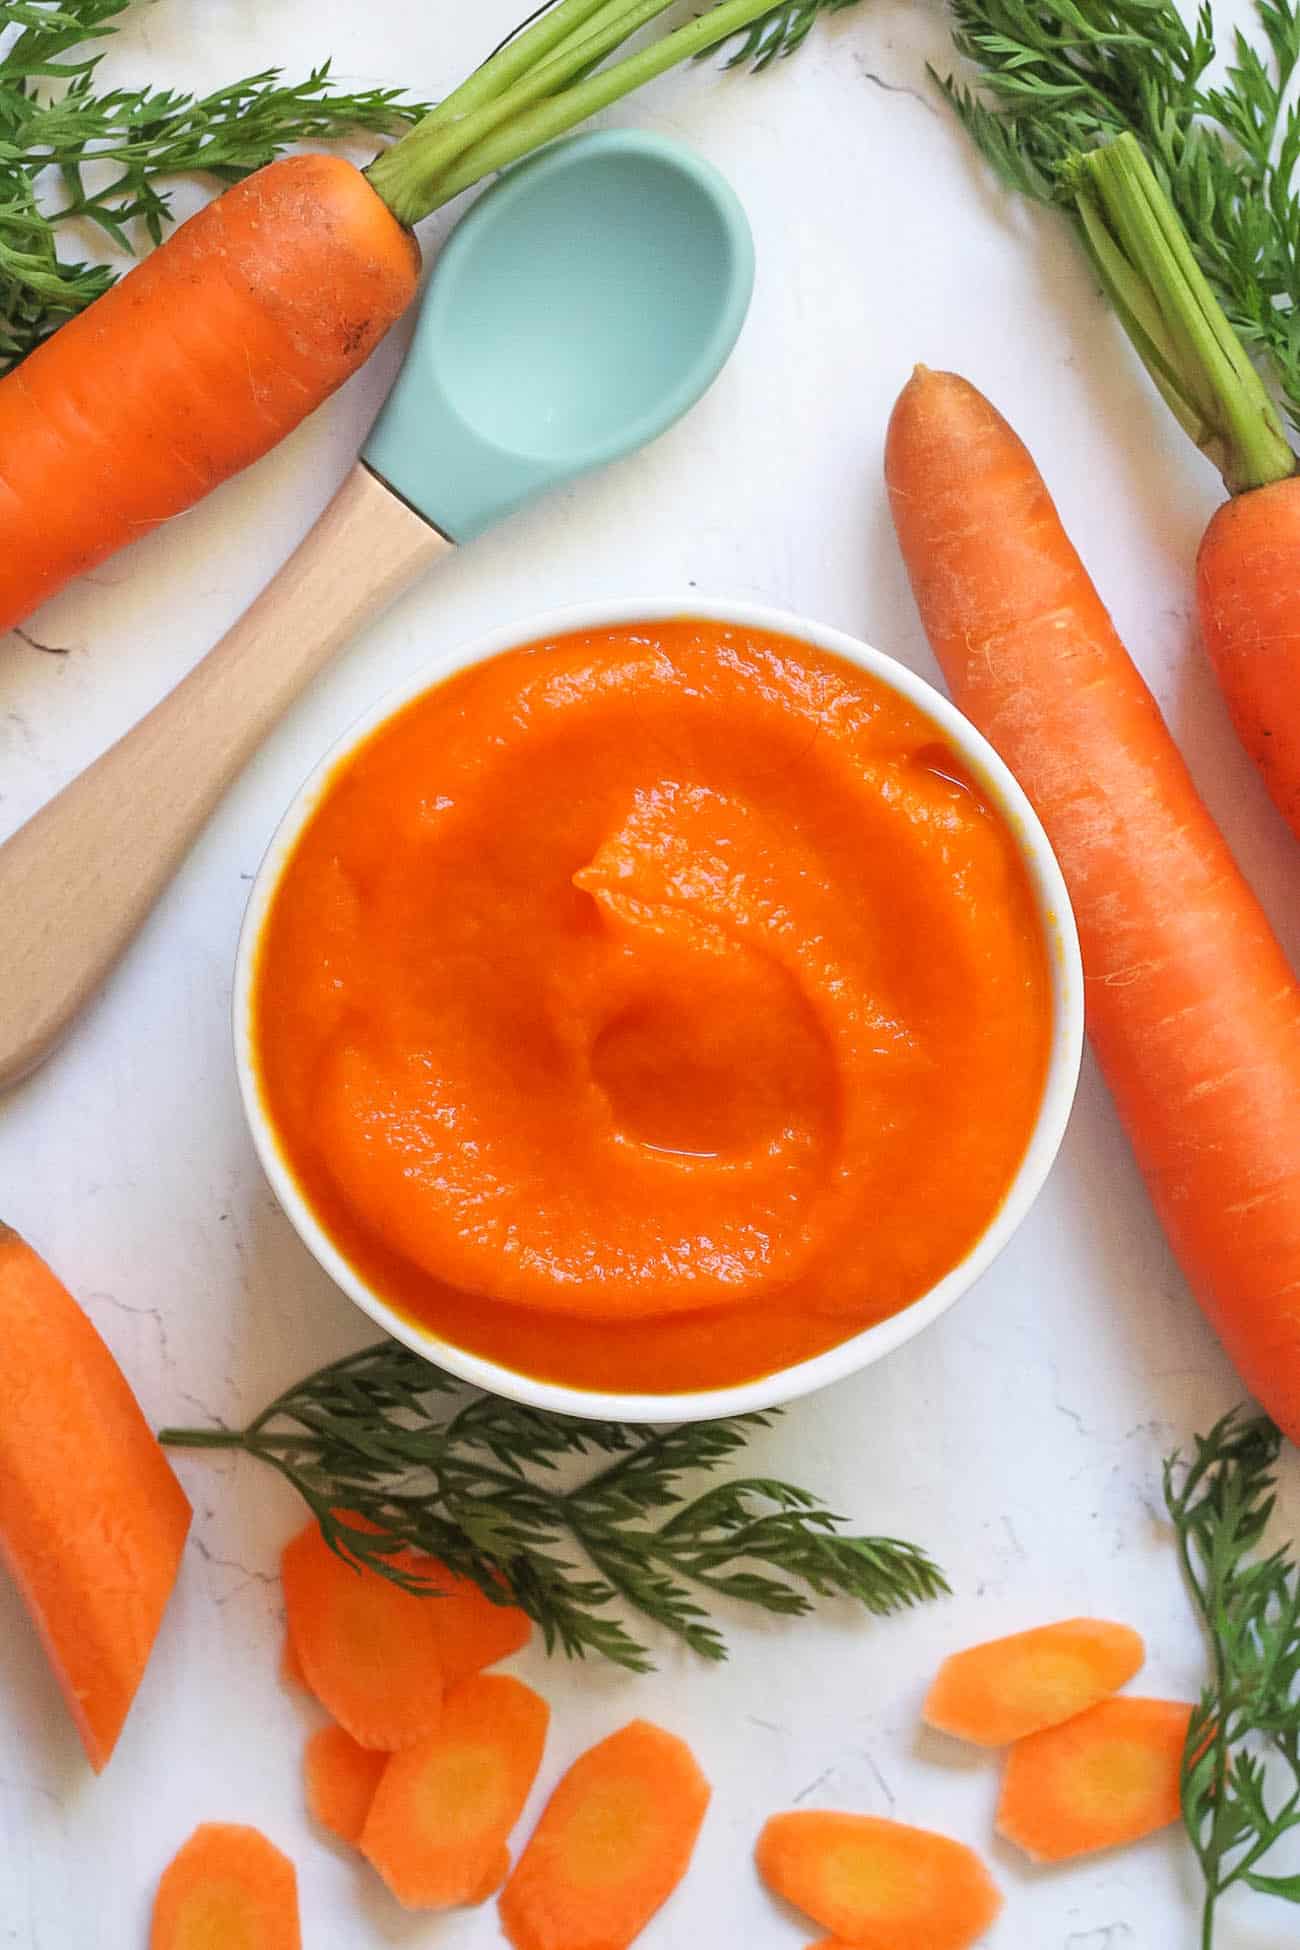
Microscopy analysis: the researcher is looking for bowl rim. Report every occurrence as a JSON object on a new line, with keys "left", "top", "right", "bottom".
{"left": 233, "top": 595, "right": 1085, "bottom": 1423}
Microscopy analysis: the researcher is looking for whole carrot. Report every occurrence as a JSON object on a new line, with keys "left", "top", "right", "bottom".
{"left": 0, "top": 0, "right": 852, "bottom": 637}
{"left": 0, "top": 154, "right": 419, "bottom": 634}
{"left": 886, "top": 366, "right": 1300, "bottom": 1442}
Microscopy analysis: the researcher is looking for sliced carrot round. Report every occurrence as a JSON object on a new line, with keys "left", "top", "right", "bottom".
{"left": 304, "top": 1724, "right": 387, "bottom": 1850}
{"left": 419, "top": 1561, "right": 531, "bottom": 1684}
{"left": 362, "top": 1673, "right": 549, "bottom": 1909}
{"left": 279, "top": 1521, "right": 444, "bottom": 1750}
{"left": 923, "top": 1617, "right": 1145, "bottom": 1746}
{"left": 756, "top": 1811, "right": 1001, "bottom": 1950}
{"left": 150, "top": 1823, "right": 300, "bottom": 1950}
{"left": 499, "top": 1719, "right": 710, "bottom": 1950}
{"left": 997, "top": 1695, "right": 1192, "bottom": 1862}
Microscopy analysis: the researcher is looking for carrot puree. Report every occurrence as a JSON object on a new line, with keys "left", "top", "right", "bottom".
{"left": 252, "top": 619, "right": 1052, "bottom": 1394}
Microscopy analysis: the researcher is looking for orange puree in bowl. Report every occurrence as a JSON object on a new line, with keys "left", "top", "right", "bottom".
{"left": 252, "top": 620, "right": 1052, "bottom": 1394}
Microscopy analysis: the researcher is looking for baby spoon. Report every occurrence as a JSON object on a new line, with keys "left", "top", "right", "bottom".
{"left": 0, "top": 130, "right": 753, "bottom": 1088}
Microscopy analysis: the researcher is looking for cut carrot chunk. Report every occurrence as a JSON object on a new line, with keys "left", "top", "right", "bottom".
{"left": 150, "top": 1823, "right": 300, "bottom": 1950}
{"left": 279, "top": 1632, "right": 307, "bottom": 1692}
{"left": 924, "top": 1618, "right": 1145, "bottom": 1746}
{"left": 305, "top": 1725, "right": 387, "bottom": 1849}
{"left": 362, "top": 1673, "right": 549, "bottom": 1909}
{"left": 420, "top": 1562, "right": 531, "bottom": 1684}
{"left": 0, "top": 1224, "right": 191, "bottom": 1771}
{"left": 756, "top": 1811, "right": 1001, "bottom": 1950}
{"left": 500, "top": 1719, "right": 710, "bottom": 1950}
{"left": 997, "top": 1696, "right": 1192, "bottom": 1862}
{"left": 280, "top": 1521, "right": 444, "bottom": 1750}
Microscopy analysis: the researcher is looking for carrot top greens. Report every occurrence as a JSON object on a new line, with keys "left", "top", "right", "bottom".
{"left": 161, "top": 1339, "right": 947, "bottom": 1673}
{"left": 940, "top": 0, "right": 1300, "bottom": 487}
{"left": 1165, "top": 1410, "right": 1300, "bottom": 1949}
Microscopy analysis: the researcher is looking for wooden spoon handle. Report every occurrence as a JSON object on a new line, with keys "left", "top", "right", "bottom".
{"left": 0, "top": 462, "right": 451, "bottom": 1089}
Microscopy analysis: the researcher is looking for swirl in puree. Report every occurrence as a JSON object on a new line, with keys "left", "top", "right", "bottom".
{"left": 252, "top": 620, "right": 1052, "bottom": 1393}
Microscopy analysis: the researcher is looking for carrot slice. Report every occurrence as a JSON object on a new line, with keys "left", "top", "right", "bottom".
{"left": 997, "top": 1696, "right": 1192, "bottom": 1862}
{"left": 756, "top": 1812, "right": 1001, "bottom": 1950}
{"left": 304, "top": 1725, "right": 387, "bottom": 1849}
{"left": 499, "top": 1719, "right": 710, "bottom": 1950}
{"left": 150, "top": 1823, "right": 300, "bottom": 1950}
{"left": 420, "top": 1562, "right": 531, "bottom": 1684}
{"left": 924, "top": 1618, "right": 1145, "bottom": 1746}
{"left": 0, "top": 1224, "right": 191, "bottom": 1770}
{"left": 279, "top": 1521, "right": 443, "bottom": 1749}
{"left": 362, "top": 1674, "right": 549, "bottom": 1909}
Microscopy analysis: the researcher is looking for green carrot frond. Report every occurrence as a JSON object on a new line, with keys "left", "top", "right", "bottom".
{"left": 938, "top": 0, "right": 1300, "bottom": 430}
{"left": 161, "top": 1339, "right": 948, "bottom": 1673}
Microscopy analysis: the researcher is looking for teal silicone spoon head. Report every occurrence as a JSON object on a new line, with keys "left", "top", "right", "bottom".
{"left": 363, "top": 129, "right": 754, "bottom": 541}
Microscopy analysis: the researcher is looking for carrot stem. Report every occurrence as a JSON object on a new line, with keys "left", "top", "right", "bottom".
{"left": 367, "top": 0, "right": 782, "bottom": 223}
{"left": 367, "top": 0, "right": 677, "bottom": 207}
{"left": 1067, "top": 133, "right": 1295, "bottom": 495}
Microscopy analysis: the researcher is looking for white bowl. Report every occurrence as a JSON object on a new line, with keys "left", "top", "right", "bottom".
{"left": 235, "top": 598, "right": 1084, "bottom": 1423}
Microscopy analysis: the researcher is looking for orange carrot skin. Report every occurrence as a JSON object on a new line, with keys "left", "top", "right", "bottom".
{"left": 1198, "top": 479, "right": 1300, "bottom": 838}
{"left": 756, "top": 1811, "right": 1002, "bottom": 1950}
{"left": 499, "top": 1718, "right": 710, "bottom": 1950}
{"left": 151, "top": 1823, "right": 300, "bottom": 1950}
{"left": 0, "top": 1223, "right": 191, "bottom": 1770}
{"left": 886, "top": 368, "right": 1300, "bottom": 1441}
{"left": 0, "top": 154, "right": 419, "bottom": 635}
{"left": 997, "top": 1696, "right": 1192, "bottom": 1861}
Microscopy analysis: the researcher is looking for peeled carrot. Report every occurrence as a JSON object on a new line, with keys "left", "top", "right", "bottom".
{"left": 499, "top": 1719, "right": 710, "bottom": 1950}
{"left": 151, "top": 1823, "right": 300, "bottom": 1950}
{"left": 997, "top": 1696, "right": 1192, "bottom": 1861}
{"left": 418, "top": 1561, "right": 532, "bottom": 1684}
{"left": 0, "top": 154, "right": 418, "bottom": 635}
{"left": 280, "top": 1520, "right": 444, "bottom": 1750}
{"left": 304, "top": 1724, "right": 387, "bottom": 1849}
{"left": 0, "top": 1223, "right": 191, "bottom": 1770}
{"left": 362, "top": 1673, "right": 549, "bottom": 1909}
{"left": 756, "top": 1811, "right": 1002, "bottom": 1950}
{"left": 923, "top": 1618, "right": 1145, "bottom": 1746}
{"left": 886, "top": 367, "right": 1300, "bottom": 1442}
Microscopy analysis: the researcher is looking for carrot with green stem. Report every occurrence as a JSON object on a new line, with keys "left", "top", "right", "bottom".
{"left": 940, "top": 3, "right": 1300, "bottom": 839}
{"left": 0, "top": 0, "right": 860, "bottom": 637}
{"left": 886, "top": 366, "right": 1300, "bottom": 1443}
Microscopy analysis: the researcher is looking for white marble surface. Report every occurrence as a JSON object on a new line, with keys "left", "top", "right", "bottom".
{"left": 3, "top": 2, "right": 1298, "bottom": 1944}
